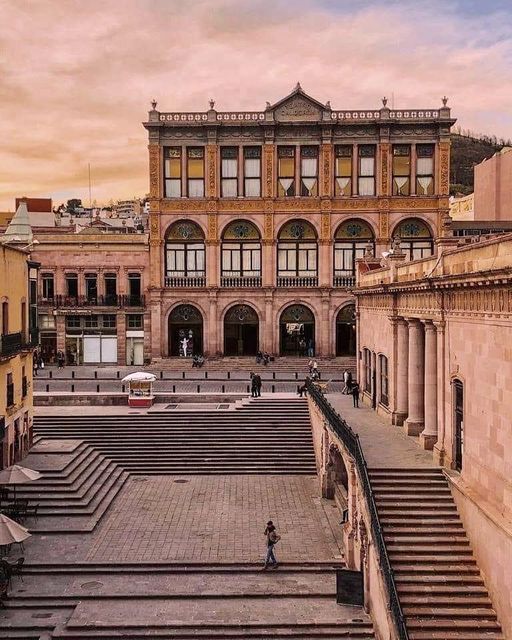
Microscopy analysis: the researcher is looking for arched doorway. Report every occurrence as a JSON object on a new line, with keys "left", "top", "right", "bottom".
{"left": 168, "top": 304, "right": 203, "bottom": 357}
{"left": 280, "top": 304, "right": 315, "bottom": 356}
{"left": 224, "top": 305, "right": 259, "bottom": 356}
{"left": 393, "top": 218, "right": 434, "bottom": 261}
{"left": 453, "top": 379, "right": 464, "bottom": 471}
{"left": 336, "top": 304, "right": 356, "bottom": 356}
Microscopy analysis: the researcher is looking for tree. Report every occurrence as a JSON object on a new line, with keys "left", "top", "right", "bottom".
{"left": 67, "top": 198, "right": 82, "bottom": 213}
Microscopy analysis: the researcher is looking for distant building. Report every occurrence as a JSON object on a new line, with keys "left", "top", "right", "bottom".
{"left": 449, "top": 193, "right": 474, "bottom": 220}
{"left": 114, "top": 199, "right": 142, "bottom": 218}
{"left": 143, "top": 86, "right": 455, "bottom": 358}
{"left": 474, "top": 146, "right": 512, "bottom": 220}
{"left": 1, "top": 203, "right": 39, "bottom": 469}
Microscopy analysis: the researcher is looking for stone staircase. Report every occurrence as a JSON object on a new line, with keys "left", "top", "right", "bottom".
{"left": 0, "top": 563, "right": 375, "bottom": 639}
{"left": 14, "top": 440, "right": 129, "bottom": 532}
{"left": 370, "top": 468, "right": 504, "bottom": 640}
{"left": 149, "top": 356, "right": 356, "bottom": 373}
{"left": 33, "top": 399, "right": 317, "bottom": 474}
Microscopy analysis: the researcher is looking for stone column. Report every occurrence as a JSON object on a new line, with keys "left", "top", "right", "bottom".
{"left": 264, "top": 295, "right": 273, "bottom": 354}
{"left": 404, "top": 318, "right": 425, "bottom": 436}
{"left": 262, "top": 241, "right": 273, "bottom": 287}
{"left": 320, "top": 295, "right": 330, "bottom": 356}
{"left": 318, "top": 241, "right": 330, "bottom": 287}
{"left": 206, "top": 241, "right": 219, "bottom": 288}
{"left": 433, "top": 321, "right": 447, "bottom": 465}
{"left": 208, "top": 294, "right": 218, "bottom": 356}
{"left": 420, "top": 321, "right": 438, "bottom": 449}
{"left": 393, "top": 318, "right": 409, "bottom": 425}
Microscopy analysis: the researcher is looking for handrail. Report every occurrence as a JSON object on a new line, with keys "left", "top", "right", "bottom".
{"left": 306, "top": 380, "right": 409, "bottom": 640}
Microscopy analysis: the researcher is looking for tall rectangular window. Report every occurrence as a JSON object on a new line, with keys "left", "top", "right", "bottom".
{"left": 1, "top": 301, "right": 8, "bottom": 334}
{"left": 42, "top": 273, "right": 54, "bottom": 300}
{"left": 416, "top": 144, "right": 435, "bottom": 195}
{"left": 300, "top": 146, "right": 318, "bottom": 196}
{"left": 187, "top": 147, "right": 204, "bottom": 197}
{"left": 164, "top": 147, "right": 182, "bottom": 197}
{"left": 392, "top": 145, "right": 411, "bottom": 195}
{"left": 85, "top": 273, "right": 97, "bottom": 302}
{"left": 65, "top": 273, "right": 78, "bottom": 298}
{"left": 379, "top": 354, "right": 389, "bottom": 406}
{"left": 335, "top": 145, "right": 352, "bottom": 196}
{"left": 221, "top": 147, "right": 238, "bottom": 197}
{"left": 278, "top": 146, "right": 295, "bottom": 197}
{"left": 104, "top": 273, "right": 117, "bottom": 304}
{"left": 244, "top": 147, "right": 261, "bottom": 196}
{"left": 358, "top": 145, "right": 376, "bottom": 196}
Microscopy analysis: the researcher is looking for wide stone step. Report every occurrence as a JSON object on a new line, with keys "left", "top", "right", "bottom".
{"left": 387, "top": 545, "right": 473, "bottom": 554}
{"left": 390, "top": 555, "right": 476, "bottom": 564}
{"left": 380, "top": 518, "right": 463, "bottom": 526}
{"left": 409, "top": 633, "right": 503, "bottom": 640}
{"left": 401, "top": 597, "right": 492, "bottom": 607}
{"left": 395, "top": 570, "right": 483, "bottom": 579}
{"left": 385, "top": 536, "right": 470, "bottom": 545}
{"left": 382, "top": 527, "right": 465, "bottom": 535}
{"left": 406, "top": 619, "right": 501, "bottom": 631}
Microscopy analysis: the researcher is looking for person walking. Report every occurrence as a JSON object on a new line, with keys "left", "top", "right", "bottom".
{"left": 351, "top": 382, "right": 360, "bottom": 408}
{"left": 263, "top": 520, "right": 280, "bottom": 569}
{"left": 341, "top": 369, "right": 349, "bottom": 394}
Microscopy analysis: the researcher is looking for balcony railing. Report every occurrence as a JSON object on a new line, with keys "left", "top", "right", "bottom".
{"left": 333, "top": 275, "right": 356, "bottom": 287}
{"left": 221, "top": 276, "right": 262, "bottom": 288}
{"left": 277, "top": 276, "right": 318, "bottom": 288}
{"left": 0, "top": 332, "right": 23, "bottom": 358}
{"left": 38, "top": 295, "right": 145, "bottom": 308}
{"left": 165, "top": 276, "right": 206, "bottom": 288}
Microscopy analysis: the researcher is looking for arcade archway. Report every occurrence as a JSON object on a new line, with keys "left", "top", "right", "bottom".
{"left": 336, "top": 304, "right": 356, "bottom": 356}
{"left": 224, "top": 304, "right": 259, "bottom": 356}
{"left": 279, "top": 304, "right": 315, "bottom": 356}
{"left": 168, "top": 304, "right": 203, "bottom": 357}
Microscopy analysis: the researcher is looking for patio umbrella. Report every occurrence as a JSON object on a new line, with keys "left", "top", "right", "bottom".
{"left": 0, "top": 465, "right": 42, "bottom": 500}
{"left": 122, "top": 372, "right": 156, "bottom": 382}
{"left": 0, "top": 513, "right": 31, "bottom": 546}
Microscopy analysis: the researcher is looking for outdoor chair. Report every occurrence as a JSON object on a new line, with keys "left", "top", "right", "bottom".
{"left": 9, "top": 557, "right": 24, "bottom": 584}
{"left": 25, "top": 503, "right": 39, "bottom": 521}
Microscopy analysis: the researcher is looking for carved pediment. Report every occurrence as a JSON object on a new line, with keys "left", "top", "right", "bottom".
{"left": 270, "top": 84, "right": 326, "bottom": 122}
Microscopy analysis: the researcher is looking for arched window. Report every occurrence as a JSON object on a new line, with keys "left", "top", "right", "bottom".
{"left": 393, "top": 218, "right": 433, "bottom": 261}
{"left": 277, "top": 220, "right": 318, "bottom": 287}
{"left": 221, "top": 221, "right": 261, "bottom": 287}
{"left": 334, "top": 219, "right": 375, "bottom": 285}
{"left": 165, "top": 221, "right": 205, "bottom": 287}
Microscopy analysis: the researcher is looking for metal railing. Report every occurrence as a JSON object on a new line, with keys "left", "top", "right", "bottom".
{"left": 277, "top": 276, "right": 318, "bottom": 288}
{"left": 220, "top": 276, "right": 262, "bottom": 288}
{"left": 306, "top": 380, "right": 409, "bottom": 640}
{"left": 0, "top": 332, "right": 23, "bottom": 358}
{"left": 333, "top": 275, "right": 356, "bottom": 288}
{"left": 38, "top": 295, "right": 145, "bottom": 308}
{"left": 164, "top": 276, "right": 206, "bottom": 288}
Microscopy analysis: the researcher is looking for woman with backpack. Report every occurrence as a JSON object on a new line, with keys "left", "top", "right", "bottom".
{"left": 263, "top": 520, "right": 281, "bottom": 569}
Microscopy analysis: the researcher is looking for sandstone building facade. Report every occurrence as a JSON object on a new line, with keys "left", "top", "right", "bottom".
{"left": 354, "top": 234, "right": 512, "bottom": 634}
{"left": 143, "top": 86, "right": 455, "bottom": 359}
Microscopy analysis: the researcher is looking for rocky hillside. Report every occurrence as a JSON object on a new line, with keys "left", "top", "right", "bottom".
{"left": 450, "top": 133, "right": 508, "bottom": 195}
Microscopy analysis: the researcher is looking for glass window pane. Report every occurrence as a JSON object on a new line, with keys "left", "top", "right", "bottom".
{"left": 222, "top": 158, "right": 237, "bottom": 178}
{"left": 188, "top": 158, "right": 204, "bottom": 178}
{"left": 360, "top": 157, "right": 374, "bottom": 177}
{"left": 336, "top": 157, "right": 352, "bottom": 176}
{"left": 393, "top": 155, "right": 410, "bottom": 176}
{"left": 222, "top": 179, "right": 237, "bottom": 197}
{"left": 245, "top": 178, "right": 260, "bottom": 196}
{"left": 417, "top": 157, "right": 433, "bottom": 176}
{"left": 301, "top": 158, "right": 317, "bottom": 176}
{"left": 358, "top": 177, "right": 375, "bottom": 195}
{"left": 188, "top": 180, "right": 204, "bottom": 197}
{"left": 196, "top": 249, "right": 205, "bottom": 271}
{"left": 278, "top": 249, "right": 287, "bottom": 271}
{"left": 244, "top": 158, "right": 260, "bottom": 177}
{"left": 166, "top": 158, "right": 181, "bottom": 178}
{"left": 165, "top": 179, "right": 181, "bottom": 197}
{"left": 279, "top": 157, "right": 295, "bottom": 177}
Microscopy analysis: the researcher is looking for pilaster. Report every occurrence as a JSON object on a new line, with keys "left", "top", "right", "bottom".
{"left": 206, "top": 144, "right": 217, "bottom": 198}
{"left": 320, "top": 143, "right": 333, "bottom": 197}
{"left": 420, "top": 321, "right": 438, "bottom": 450}
{"left": 263, "top": 144, "right": 275, "bottom": 198}
{"left": 404, "top": 318, "right": 425, "bottom": 436}
{"left": 393, "top": 317, "right": 409, "bottom": 425}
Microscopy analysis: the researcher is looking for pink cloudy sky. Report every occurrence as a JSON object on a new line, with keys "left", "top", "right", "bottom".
{"left": 1, "top": 0, "right": 512, "bottom": 210}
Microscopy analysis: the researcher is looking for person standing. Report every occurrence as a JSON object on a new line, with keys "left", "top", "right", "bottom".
{"left": 57, "top": 350, "right": 65, "bottom": 369}
{"left": 342, "top": 370, "right": 349, "bottom": 394}
{"left": 254, "top": 373, "right": 262, "bottom": 397}
{"left": 351, "top": 382, "right": 360, "bottom": 408}
{"left": 250, "top": 372, "right": 258, "bottom": 398}
{"left": 263, "top": 520, "right": 280, "bottom": 569}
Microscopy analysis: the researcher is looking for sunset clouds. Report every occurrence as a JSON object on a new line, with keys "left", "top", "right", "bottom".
{"left": 1, "top": 0, "right": 511, "bottom": 209}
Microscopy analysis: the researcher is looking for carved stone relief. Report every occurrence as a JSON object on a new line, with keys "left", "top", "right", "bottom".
{"left": 274, "top": 96, "right": 322, "bottom": 122}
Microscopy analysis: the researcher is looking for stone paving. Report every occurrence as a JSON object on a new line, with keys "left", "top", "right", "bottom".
{"left": 85, "top": 475, "right": 343, "bottom": 564}
{"left": 326, "top": 392, "right": 435, "bottom": 468}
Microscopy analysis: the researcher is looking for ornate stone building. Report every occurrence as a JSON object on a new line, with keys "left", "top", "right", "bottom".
{"left": 143, "top": 86, "right": 455, "bottom": 358}
{"left": 353, "top": 233, "right": 512, "bottom": 636}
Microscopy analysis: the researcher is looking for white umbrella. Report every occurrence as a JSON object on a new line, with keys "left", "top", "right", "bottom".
{"left": 0, "top": 513, "right": 31, "bottom": 546}
{"left": 122, "top": 372, "right": 156, "bottom": 382}
{"left": 0, "top": 464, "right": 42, "bottom": 501}
{"left": 0, "top": 465, "right": 41, "bottom": 485}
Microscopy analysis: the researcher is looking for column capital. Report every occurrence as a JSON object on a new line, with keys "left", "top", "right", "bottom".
{"left": 433, "top": 320, "right": 446, "bottom": 331}
{"left": 404, "top": 316, "right": 421, "bottom": 325}
{"left": 422, "top": 319, "right": 437, "bottom": 331}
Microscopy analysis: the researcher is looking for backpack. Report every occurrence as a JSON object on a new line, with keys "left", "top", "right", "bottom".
{"left": 269, "top": 530, "right": 281, "bottom": 544}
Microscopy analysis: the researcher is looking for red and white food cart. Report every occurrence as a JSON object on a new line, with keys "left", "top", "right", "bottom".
{"left": 122, "top": 372, "right": 156, "bottom": 408}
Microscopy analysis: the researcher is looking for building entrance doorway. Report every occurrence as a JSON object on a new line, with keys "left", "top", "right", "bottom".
{"left": 168, "top": 305, "right": 203, "bottom": 356}
{"left": 336, "top": 304, "right": 356, "bottom": 356}
{"left": 224, "top": 305, "right": 259, "bottom": 356}
{"left": 279, "top": 305, "right": 315, "bottom": 356}
{"left": 453, "top": 379, "right": 464, "bottom": 471}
